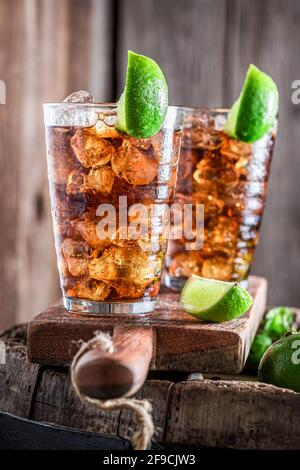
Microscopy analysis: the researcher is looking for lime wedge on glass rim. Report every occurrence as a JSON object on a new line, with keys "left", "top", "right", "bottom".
{"left": 224, "top": 64, "right": 279, "bottom": 143}
{"left": 115, "top": 51, "right": 168, "bottom": 138}
{"left": 180, "top": 275, "right": 253, "bottom": 322}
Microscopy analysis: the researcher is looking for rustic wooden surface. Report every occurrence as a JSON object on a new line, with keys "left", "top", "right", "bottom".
{"left": 2, "top": 0, "right": 300, "bottom": 329}
{"left": 1, "top": 323, "right": 300, "bottom": 450}
{"left": 27, "top": 276, "right": 267, "bottom": 374}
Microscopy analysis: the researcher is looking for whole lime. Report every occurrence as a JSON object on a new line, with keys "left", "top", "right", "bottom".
{"left": 258, "top": 332, "right": 300, "bottom": 392}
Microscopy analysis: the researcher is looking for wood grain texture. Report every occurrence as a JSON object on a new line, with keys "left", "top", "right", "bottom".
{"left": 116, "top": 0, "right": 300, "bottom": 307}
{"left": 117, "top": 379, "right": 173, "bottom": 443}
{"left": 0, "top": 0, "right": 25, "bottom": 330}
{"left": 27, "top": 276, "right": 267, "bottom": 374}
{"left": 0, "top": 0, "right": 113, "bottom": 329}
{"left": 165, "top": 380, "right": 300, "bottom": 450}
{"left": 0, "top": 345, "right": 40, "bottom": 418}
{"left": 2, "top": 324, "right": 300, "bottom": 450}
{"left": 32, "top": 367, "right": 121, "bottom": 436}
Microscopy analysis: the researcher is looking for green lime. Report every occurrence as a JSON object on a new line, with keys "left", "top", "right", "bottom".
{"left": 224, "top": 64, "right": 279, "bottom": 143}
{"left": 262, "top": 306, "right": 294, "bottom": 340}
{"left": 180, "top": 275, "right": 253, "bottom": 322}
{"left": 247, "top": 333, "right": 273, "bottom": 371}
{"left": 115, "top": 51, "right": 168, "bottom": 138}
{"left": 258, "top": 332, "right": 300, "bottom": 392}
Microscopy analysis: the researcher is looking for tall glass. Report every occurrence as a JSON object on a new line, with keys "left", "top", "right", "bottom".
{"left": 44, "top": 103, "right": 185, "bottom": 314}
{"left": 165, "top": 108, "right": 276, "bottom": 290}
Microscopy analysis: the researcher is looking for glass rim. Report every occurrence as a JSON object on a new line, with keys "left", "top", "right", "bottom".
{"left": 43, "top": 102, "right": 186, "bottom": 112}
{"left": 184, "top": 107, "right": 230, "bottom": 114}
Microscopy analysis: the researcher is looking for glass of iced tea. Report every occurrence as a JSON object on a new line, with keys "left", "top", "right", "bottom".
{"left": 44, "top": 100, "right": 184, "bottom": 314}
{"left": 165, "top": 108, "right": 276, "bottom": 290}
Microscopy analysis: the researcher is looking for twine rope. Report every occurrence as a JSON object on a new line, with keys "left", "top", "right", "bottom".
{"left": 70, "top": 331, "right": 154, "bottom": 450}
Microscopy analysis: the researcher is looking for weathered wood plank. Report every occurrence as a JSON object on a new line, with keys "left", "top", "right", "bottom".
{"left": 165, "top": 380, "right": 300, "bottom": 449}
{"left": 117, "top": 380, "right": 173, "bottom": 443}
{"left": 2, "top": 325, "right": 300, "bottom": 450}
{"left": 31, "top": 367, "right": 121, "bottom": 436}
{"left": 27, "top": 276, "right": 267, "bottom": 373}
{"left": 0, "top": 345, "right": 40, "bottom": 418}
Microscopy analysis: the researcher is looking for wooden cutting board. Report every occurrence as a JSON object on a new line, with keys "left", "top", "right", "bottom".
{"left": 28, "top": 276, "right": 266, "bottom": 378}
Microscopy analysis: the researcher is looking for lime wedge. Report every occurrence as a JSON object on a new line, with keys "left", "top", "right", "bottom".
{"left": 180, "top": 275, "right": 253, "bottom": 322}
{"left": 115, "top": 51, "right": 168, "bottom": 138}
{"left": 224, "top": 64, "right": 279, "bottom": 143}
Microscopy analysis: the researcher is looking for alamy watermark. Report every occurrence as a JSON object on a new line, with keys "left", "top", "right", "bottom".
{"left": 291, "top": 339, "right": 300, "bottom": 365}
{"left": 0, "top": 80, "right": 6, "bottom": 104}
{"left": 291, "top": 80, "right": 300, "bottom": 104}
{"left": 95, "top": 196, "right": 204, "bottom": 250}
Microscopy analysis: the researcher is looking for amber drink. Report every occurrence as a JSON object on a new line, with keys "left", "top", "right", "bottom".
{"left": 44, "top": 103, "right": 184, "bottom": 314}
{"left": 165, "top": 108, "right": 276, "bottom": 290}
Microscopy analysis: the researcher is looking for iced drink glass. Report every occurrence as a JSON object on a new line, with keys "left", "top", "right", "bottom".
{"left": 44, "top": 103, "right": 184, "bottom": 314}
{"left": 165, "top": 108, "right": 276, "bottom": 290}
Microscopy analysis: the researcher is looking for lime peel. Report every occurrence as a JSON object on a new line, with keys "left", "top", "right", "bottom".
{"left": 115, "top": 51, "right": 168, "bottom": 138}
{"left": 224, "top": 64, "right": 279, "bottom": 143}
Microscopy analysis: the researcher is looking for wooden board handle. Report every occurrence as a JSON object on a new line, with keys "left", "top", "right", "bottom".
{"left": 73, "top": 326, "right": 154, "bottom": 400}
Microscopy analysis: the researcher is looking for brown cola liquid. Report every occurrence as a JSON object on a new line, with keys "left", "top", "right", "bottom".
{"left": 45, "top": 114, "right": 181, "bottom": 303}
{"left": 166, "top": 109, "right": 275, "bottom": 284}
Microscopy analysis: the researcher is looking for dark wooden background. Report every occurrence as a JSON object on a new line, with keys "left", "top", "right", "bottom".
{"left": 1, "top": 0, "right": 300, "bottom": 328}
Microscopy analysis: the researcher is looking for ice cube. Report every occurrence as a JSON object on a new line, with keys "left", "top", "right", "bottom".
{"left": 50, "top": 91, "right": 97, "bottom": 126}
{"left": 61, "top": 238, "right": 91, "bottom": 258}
{"left": 111, "top": 140, "right": 158, "bottom": 185}
{"left": 111, "top": 226, "right": 165, "bottom": 254}
{"left": 202, "top": 256, "right": 233, "bottom": 281}
{"left": 111, "top": 280, "right": 147, "bottom": 299}
{"left": 95, "top": 119, "right": 121, "bottom": 139}
{"left": 89, "top": 244, "right": 160, "bottom": 284}
{"left": 84, "top": 166, "right": 115, "bottom": 195}
{"left": 66, "top": 258, "right": 89, "bottom": 276}
{"left": 63, "top": 90, "right": 94, "bottom": 103}
{"left": 61, "top": 238, "right": 98, "bottom": 277}
{"left": 66, "top": 171, "right": 84, "bottom": 195}
{"left": 183, "top": 110, "right": 223, "bottom": 150}
{"left": 221, "top": 136, "right": 252, "bottom": 161}
{"left": 177, "top": 149, "right": 198, "bottom": 193}
{"left": 193, "top": 192, "right": 224, "bottom": 219}
{"left": 47, "top": 128, "right": 82, "bottom": 185}
{"left": 210, "top": 216, "right": 239, "bottom": 244}
{"left": 53, "top": 191, "right": 86, "bottom": 223}
{"left": 66, "top": 279, "right": 110, "bottom": 301}
{"left": 71, "top": 218, "right": 110, "bottom": 249}
{"left": 195, "top": 154, "right": 238, "bottom": 190}
{"left": 168, "top": 252, "right": 203, "bottom": 278}
{"left": 71, "top": 129, "right": 115, "bottom": 168}
{"left": 128, "top": 136, "right": 152, "bottom": 151}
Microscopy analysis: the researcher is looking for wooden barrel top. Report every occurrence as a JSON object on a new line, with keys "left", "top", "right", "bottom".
{"left": 1, "top": 324, "right": 300, "bottom": 450}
